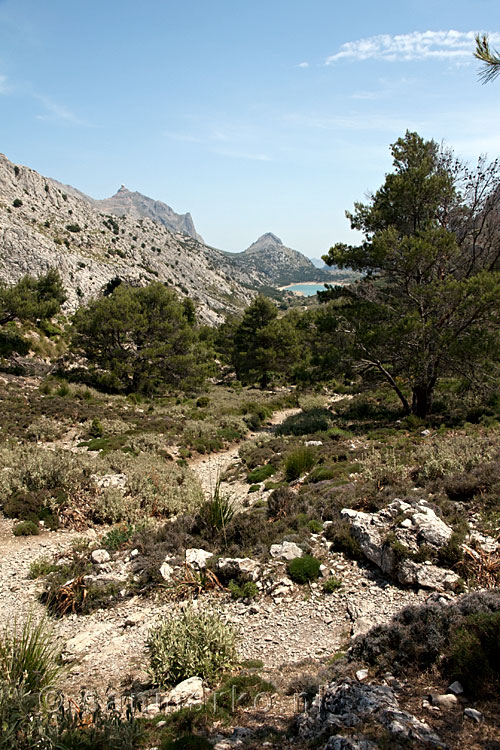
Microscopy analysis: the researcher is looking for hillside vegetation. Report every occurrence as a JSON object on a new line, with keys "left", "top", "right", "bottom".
{"left": 1, "top": 131, "right": 500, "bottom": 749}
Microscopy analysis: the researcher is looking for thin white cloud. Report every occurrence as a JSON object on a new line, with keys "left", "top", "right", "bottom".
{"left": 286, "top": 111, "right": 417, "bottom": 134}
{"left": 35, "top": 95, "right": 85, "bottom": 125}
{"left": 326, "top": 30, "right": 500, "bottom": 64}
{"left": 297, "top": 61, "right": 309, "bottom": 68}
{"left": 213, "top": 148, "right": 271, "bottom": 161}
{"left": 0, "top": 74, "right": 8, "bottom": 94}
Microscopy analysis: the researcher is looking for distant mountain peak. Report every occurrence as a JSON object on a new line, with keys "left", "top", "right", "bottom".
{"left": 248, "top": 232, "right": 283, "bottom": 250}
{"left": 259, "top": 232, "right": 282, "bottom": 244}
{"left": 116, "top": 184, "right": 129, "bottom": 194}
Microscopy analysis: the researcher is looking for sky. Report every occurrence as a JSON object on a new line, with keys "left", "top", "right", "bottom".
{"left": 1, "top": 0, "right": 500, "bottom": 258}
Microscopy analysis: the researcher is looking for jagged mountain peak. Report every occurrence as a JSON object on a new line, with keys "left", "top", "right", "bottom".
{"left": 116, "top": 184, "right": 130, "bottom": 194}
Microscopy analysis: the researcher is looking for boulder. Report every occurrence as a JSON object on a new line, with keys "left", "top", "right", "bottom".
{"left": 297, "top": 679, "right": 444, "bottom": 748}
{"left": 159, "top": 561, "right": 174, "bottom": 581}
{"left": 269, "top": 541, "right": 304, "bottom": 560}
{"left": 341, "top": 499, "right": 459, "bottom": 591}
{"left": 340, "top": 508, "right": 394, "bottom": 574}
{"left": 398, "top": 560, "right": 460, "bottom": 592}
{"left": 185, "top": 548, "right": 213, "bottom": 570}
{"left": 216, "top": 557, "right": 261, "bottom": 581}
{"left": 166, "top": 676, "right": 204, "bottom": 706}
{"left": 91, "top": 549, "right": 111, "bottom": 564}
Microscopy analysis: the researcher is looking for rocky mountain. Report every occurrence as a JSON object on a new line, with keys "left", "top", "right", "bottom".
{"left": 50, "top": 181, "right": 204, "bottom": 242}
{"left": 226, "top": 232, "right": 332, "bottom": 286}
{"left": 0, "top": 154, "right": 262, "bottom": 324}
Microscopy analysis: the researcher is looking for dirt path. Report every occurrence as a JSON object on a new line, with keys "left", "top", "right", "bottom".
{"left": 187, "top": 407, "right": 301, "bottom": 504}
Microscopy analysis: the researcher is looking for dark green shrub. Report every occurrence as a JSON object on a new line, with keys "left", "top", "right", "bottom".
{"left": 445, "top": 611, "right": 500, "bottom": 697}
{"left": 214, "top": 672, "right": 274, "bottom": 712}
{"left": 66, "top": 223, "right": 81, "bottom": 232}
{"left": 13, "top": 198, "right": 22, "bottom": 208}
{"left": 13, "top": 521, "right": 39, "bottom": 536}
{"left": 196, "top": 396, "right": 210, "bottom": 408}
{"left": 284, "top": 447, "right": 316, "bottom": 481}
{"left": 101, "top": 523, "right": 134, "bottom": 550}
{"left": 89, "top": 416, "right": 104, "bottom": 438}
{"left": 287, "top": 555, "right": 321, "bottom": 584}
{"left": 247, "top": 464, "right": 275, "bottom": 483}
{"left": 228, "top": 579, "right": 258, "bottom": 600}
{"left": 437, "top": 531, "right": 464, "bottom": 568}
{"left": 323, "top": 576, "right": 342, "bottom": 593}
{"left": 307, "top": 519, "right": 323, "bottom": 533}
{"left": 305, "top": 466, "right": 336, "bottom": 483}
{"left": 325, "top": 520, "right": 364, "bottom": 560}
{"left": 277, "top": 408, "right": 334, "bottom": 436}
{"left": 248, "top": 484, "right": 260, "bottom": 493}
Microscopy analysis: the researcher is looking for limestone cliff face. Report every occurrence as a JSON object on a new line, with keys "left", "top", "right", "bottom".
{"left": 49, "top": 181, "right": 204, "bottom": 242}
{"left": 226, "top": 232, "right": 332, "bottom": 286}
{"left": 0, "top": 154, "right": 259, "bottom": 324}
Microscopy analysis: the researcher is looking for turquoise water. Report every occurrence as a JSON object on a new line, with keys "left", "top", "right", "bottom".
{"left": 284, "top": 283, "right": 327, "bottom": 296}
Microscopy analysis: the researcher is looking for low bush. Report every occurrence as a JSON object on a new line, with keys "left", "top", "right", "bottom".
{"left": 284, "top": 446, "right": 317, "bottom": 481}
{"left": 325, "top": 519, "right": 364, "bottom": 559}
{"left": 228, "top": 580, "right": 259, "bottom": 600}
{"left": 277, "top": 408, "right": 334, "bottom": 436}
{"left": 246, "top": 464, "right": 275, "bottom": 483}
{"left": 214, "top": 672, "right": 274, "bottom": 711}
{"left": 13, "top": 520, "right": 39, "bottom": 536}
{"left": 322, "top": 576, "right": 342, "bottom": 593}
{"left": 267, "top": 487, "right": 299, "bottom": 519}
{"left": 445, "top": 610, "right": 500, "bottom": 698}
{"left": 148, "top": 607, "right": 237, "bottom": 687}
{"left": 350, "top": 589, "right": 500, "bottom": 683}
{"left": 305, "top": 466, "right": 336, "bottom": 483}
{"left": 307, "top": 519, "right": 323, "bottom": 533}
{"left": 29, "top": 556, "right": 59, "bottom": 579}
{"left": 287, "top": 555, "right": 321, "bottom": 584}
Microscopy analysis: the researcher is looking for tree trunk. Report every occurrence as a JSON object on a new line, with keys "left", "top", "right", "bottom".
{"left": 411, "top": 382, "right": 435, "bottom": 418}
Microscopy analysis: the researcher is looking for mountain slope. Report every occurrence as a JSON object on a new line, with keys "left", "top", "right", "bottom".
{"left": 0, "top": 154, "right": 258, "bottom": 324}
{"left": 226, "top": 232, "right": 332, "bottom": 286}
{"left": 49, "top": 180, "right": 203, "bottom": 242}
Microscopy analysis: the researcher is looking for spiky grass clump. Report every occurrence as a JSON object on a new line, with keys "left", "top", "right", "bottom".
{"left": 284, "top": 446, "right": 317, "bottom": 481}
{"left": 0, "top": 614, "right": 65, "bottom": 693}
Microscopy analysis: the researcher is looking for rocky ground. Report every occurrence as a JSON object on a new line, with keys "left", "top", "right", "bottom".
{"left": 1, "top": 399, "right": 499, "bottom": 749}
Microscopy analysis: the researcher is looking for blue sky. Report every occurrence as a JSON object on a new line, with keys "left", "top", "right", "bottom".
{"left": 1, "top": 0, "right": 500, "bottom": 258}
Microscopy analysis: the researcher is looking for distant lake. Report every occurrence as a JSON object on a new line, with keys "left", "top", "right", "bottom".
{"left": 282, "top": 283, "right": 328, "bottom": 296}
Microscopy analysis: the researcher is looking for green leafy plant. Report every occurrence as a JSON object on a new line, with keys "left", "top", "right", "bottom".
{"left": 89, "top": 416, "right": 104, "bottom": 438}
{"left": 228, "top": 579, "right": 259, "bottom": 600}
{"left": 13, "top": 520, "right": 39, "bottom": 536}
{"left": 287, "top": 555, "right": 321, "bottom": 584}
{"left": 246, "top": 464, "right": 275, "bottom": 483}
{"left": 148, "top": 607, "right": 237, "bottom": 687}
{"left": 29, "top": 556, "right": 59, "bottom": 579}
{"left": 322, "top": 576, "right": 342, "bottom": 593}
